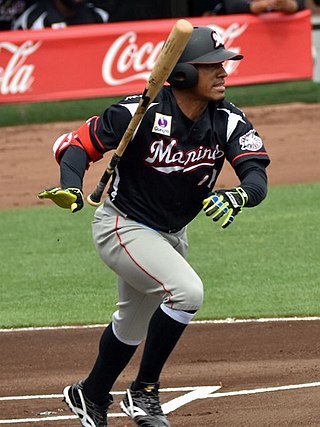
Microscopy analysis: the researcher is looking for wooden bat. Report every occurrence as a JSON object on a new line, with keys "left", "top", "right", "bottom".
{"left": 87, "top": 19, "right": 193, "bottom": 206}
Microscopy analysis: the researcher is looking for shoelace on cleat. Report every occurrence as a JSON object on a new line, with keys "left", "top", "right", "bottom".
{"left": 127, "top": 389, "right": 164, "bottom": 416}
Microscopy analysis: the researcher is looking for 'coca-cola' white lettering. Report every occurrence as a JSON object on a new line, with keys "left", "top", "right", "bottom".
{"left": 102, "top": 32, "right": 163, "bottom": 86}
{"left": 144, "top": 139, "right": 224, "bottom": 174}
{"left": 102, "top": 24, "right": 247, "bottom": 87}
{"left": 0, "top": 40, "right": 41, "bottom": 95}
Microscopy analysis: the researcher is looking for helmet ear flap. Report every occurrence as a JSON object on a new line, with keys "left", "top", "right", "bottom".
{"left": 167, "top": 63, "right": 198, "bottom": 89}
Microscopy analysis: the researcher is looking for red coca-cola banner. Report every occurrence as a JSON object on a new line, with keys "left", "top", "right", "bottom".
{"left": 0, "top": 10, "right": 312, "bottom": 104}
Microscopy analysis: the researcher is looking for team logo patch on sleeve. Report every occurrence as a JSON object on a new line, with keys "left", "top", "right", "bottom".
{"left": 152, "top": 113, "right": 172, "bottom": 136}
{"left": 239, "top": 129, "right": 263, "bottom": 151}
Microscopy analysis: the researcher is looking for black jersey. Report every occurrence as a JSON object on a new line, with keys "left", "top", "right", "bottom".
{"left": 86, "top": 86, "right": 269, "bottom": 232}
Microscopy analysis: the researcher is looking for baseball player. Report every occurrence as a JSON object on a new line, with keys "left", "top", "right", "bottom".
{"left": 39, "top": 27, "right": 270, "bottom": 427}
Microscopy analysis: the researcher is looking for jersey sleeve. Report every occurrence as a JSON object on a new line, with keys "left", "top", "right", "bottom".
{"left": 223, "top": 105, "right": 270, "bottom": 169}
{"left": 53, "top": 104, "right": 131, "bottom": 165}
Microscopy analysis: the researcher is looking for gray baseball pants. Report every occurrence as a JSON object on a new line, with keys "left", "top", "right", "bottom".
{"left": 92, "top": 198, "right": 204, "bottom": 344}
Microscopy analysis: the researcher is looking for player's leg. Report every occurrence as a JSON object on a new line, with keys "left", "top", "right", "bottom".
{"left": 91, "top": 203, "right": 203, "bottom": 426}
{"left": 63, "top": 277, "right": 157, "bottom": 427}
{"left": 64, "top": 278, "right": 169, "bottom": 427}
{"left": 83, "top": 277, "right": 162, "bottom": 403}
{"left": 81, "top": 277, "right": 195, "bottom": 427}
{"left": 92, "top": 202, "right": 203, "bottom": 312}
{"left": 65, "top": 201, "right": 203, "bottom": 426}
{"left": 93, "top": 200, "right": 204, "bottom": 379}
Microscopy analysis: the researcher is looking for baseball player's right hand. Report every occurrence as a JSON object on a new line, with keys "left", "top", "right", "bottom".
{"left": 37, "top": 187, "right": 84, "bottom": 213}
{"left": 202, "top": 187, "right": 248, "bottom": 229}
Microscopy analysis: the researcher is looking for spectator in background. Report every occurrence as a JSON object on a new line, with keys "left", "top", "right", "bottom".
{"left": 0, "top": 0, "right": 34, "bottom": 30}
{"left": 98, "top": 0, "right": 189, "bottom": 22}
{"left": 190, "top": 0, "right": 305, "bottom": 16}
{"left": 240, "top": 0, "right": 305, "bottom": 14}
{"left": 12, "top": 0, "right": 109, "bottom": 30}
{"left": 304, "top": 0, "right": 320, "bottom": 12}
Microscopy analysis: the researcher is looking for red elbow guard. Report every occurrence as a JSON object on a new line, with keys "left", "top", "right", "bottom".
{"left": 74, "top": 118, "right": 103, "bottom": 162}
{"left": 53, "top": 117, "right": 103, "bottom": 164}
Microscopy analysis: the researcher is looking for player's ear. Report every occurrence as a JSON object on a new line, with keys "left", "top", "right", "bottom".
{"left": 167, "top": 63, "right": 198, "bottom": 89}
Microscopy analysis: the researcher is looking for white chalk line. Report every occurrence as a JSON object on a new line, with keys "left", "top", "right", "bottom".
{"left": 0, "top": 386, "right": 199, "bottom": 401}
{"left": 162, "top": 386, "right": 220, "bottom": 414}
{"left": 1, "top": 382, "right": 320, "bottom": 424}
{"left": 205, "top": 381, "right": 320, "bottom": 398}
{"left": 1, "top": 316, "right": 320, "bottom": 333}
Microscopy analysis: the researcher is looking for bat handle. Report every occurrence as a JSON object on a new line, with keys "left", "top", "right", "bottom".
{"left": 87, "top": 178, "right": 110, "bottom": 206}
{"left": 86, "top": 153, "right": 121, "bottom": 206}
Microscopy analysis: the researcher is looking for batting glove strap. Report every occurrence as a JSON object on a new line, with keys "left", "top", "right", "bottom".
{"left": 202, "top": 187, "right": 248, "bottom": 229}
{"left": 38, "top": 187, "right": 84, "bottom": 213}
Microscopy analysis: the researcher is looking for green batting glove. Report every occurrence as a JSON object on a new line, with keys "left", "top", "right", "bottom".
{"left": 38, "top": 187, "right": 84, "bottom": 213}
{"left": 203, "top": 187, "right": 248, "bottom": 228}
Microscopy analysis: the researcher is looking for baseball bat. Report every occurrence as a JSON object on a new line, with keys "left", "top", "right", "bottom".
{"left": 87, "top": 19, "right": 193, "bottom": 206}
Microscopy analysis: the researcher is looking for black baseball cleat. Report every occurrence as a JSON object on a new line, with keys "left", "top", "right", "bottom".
{"left": 120, "top": 382, "right": 171, "bottom": 427}
{"left": 63, "top": 380, "right": 113, "bottom": 427}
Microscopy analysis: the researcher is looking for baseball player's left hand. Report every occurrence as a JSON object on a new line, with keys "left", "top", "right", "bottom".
{"left": 203, "top": 187, "right": 248, "bottom": 228}
{"left": 38, "top": 187, "right": 84, "bottom": 213}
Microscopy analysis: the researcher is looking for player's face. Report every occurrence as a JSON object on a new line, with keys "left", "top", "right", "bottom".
{"left": 193, "top": 63, "right": 228, "bottom": 102}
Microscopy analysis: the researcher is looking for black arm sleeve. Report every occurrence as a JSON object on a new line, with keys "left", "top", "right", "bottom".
{"left": 60, "top": 146, "right": 88, "bottom": 189}
{"left": 235, "top": 159, "right": 268, "bottom": 207}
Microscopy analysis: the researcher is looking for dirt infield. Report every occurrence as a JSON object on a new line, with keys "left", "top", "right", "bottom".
{"left": 1, "top": 103, "right": 320, "bottom": 426}
{"left": 1, "top": 321, "right": 320, "bottom": 426}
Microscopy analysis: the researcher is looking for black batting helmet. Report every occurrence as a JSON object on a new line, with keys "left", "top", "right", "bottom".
{"left": 167, "top": 26, "right": 243, "bottom": 89}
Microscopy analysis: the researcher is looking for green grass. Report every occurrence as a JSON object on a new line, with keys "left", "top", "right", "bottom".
{"left": 1, "top": 208, "right": 118, "bottom": 328}
{"left": 1, "top": 183, "right": 319, "bottom": 328}
{"left": 189, "top": 184, "right": 320, "bottom": 319}
{"left": 1, "top": 81, "right": 319, "bottom": 128}
{"left": 0, "top": 96, "right": 122, "bottom": 128}
{"left": 227, "top": 80, "right": 320, "bottom": 106}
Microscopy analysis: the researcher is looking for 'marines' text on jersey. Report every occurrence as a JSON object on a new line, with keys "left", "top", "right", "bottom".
{"left": 144, "top": 139, "right": 224, "bottom": 174}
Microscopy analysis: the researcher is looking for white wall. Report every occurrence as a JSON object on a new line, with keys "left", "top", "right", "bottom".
{"left": 312, "top": 15, "right": 320, "bottom": 81}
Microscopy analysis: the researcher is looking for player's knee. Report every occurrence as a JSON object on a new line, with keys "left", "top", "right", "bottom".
{"left": 185, "top": 284, "right": 204, "bottom": 310}
{"left": 165, "top": 277, "right": 204, "bottom": 311}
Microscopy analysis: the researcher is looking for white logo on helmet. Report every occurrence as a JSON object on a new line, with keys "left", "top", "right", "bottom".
{"left": 239, "top": 129, "right": 263, "bottom": 151}
{"left": 211, "top": 31, "right": 224, "bottom": 49}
